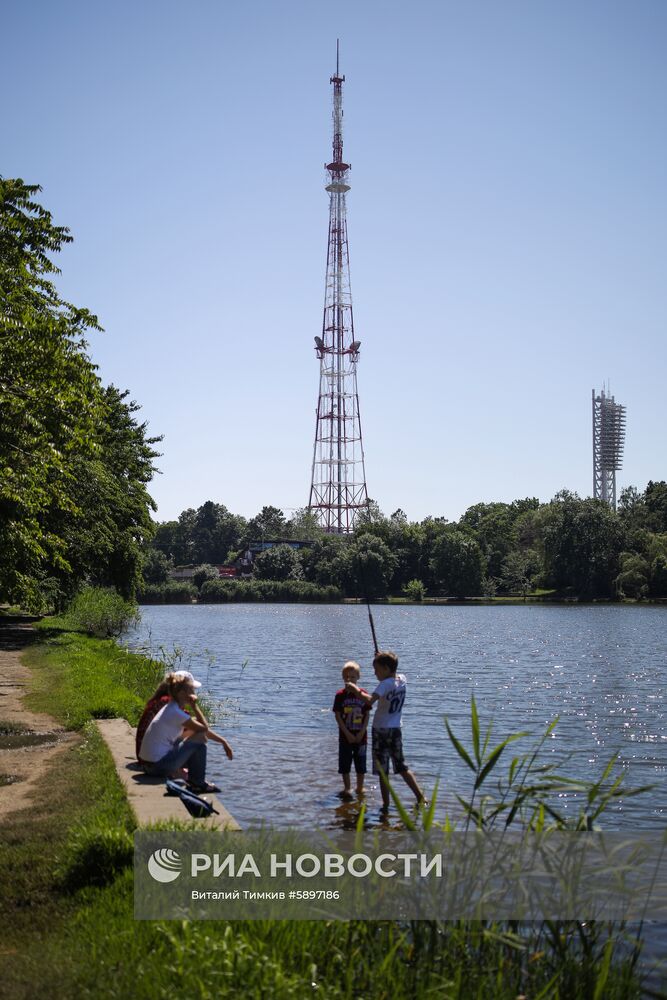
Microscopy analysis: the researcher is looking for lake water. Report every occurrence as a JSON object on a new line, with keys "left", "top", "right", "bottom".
{"left": 124, "top": 603, "right": 667, "bottom": 832}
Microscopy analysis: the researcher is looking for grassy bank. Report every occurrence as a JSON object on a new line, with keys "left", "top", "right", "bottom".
{"left": 22, "top": 622, "right": 164, "bottom": 730}
{"left": 0, "top": 622, "right": 650, "bottom": 998}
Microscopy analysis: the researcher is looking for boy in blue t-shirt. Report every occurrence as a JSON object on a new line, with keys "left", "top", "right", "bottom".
{"left": 345, "top": 650, "right": 424, "bottom": 812}
{"left": 332, "top": 660, "right": 370, "bottom": 798}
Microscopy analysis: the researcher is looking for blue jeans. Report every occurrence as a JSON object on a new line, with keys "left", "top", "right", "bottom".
{"left": 143, "top": 737, "right": 206, "bottom": 785}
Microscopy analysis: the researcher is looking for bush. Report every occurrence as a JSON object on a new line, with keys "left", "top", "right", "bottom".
{"left": 65, "top": 587, "right": 139, "bottom": 637}
{"left": 200, "top": 579, "right": 341, "bottom": 603}
{"left": 140, "top": 548, "right": 173, "bottom": 585}
{"left": 137, "top": 581, "right": 198, "bottom": 604}
{"left": 403, "top": 579, "right": 426, "bottom": 602}
{"left": 191, "top": 564, "right": 220, "bottom": 589}
{"left": 253, "top": 545, "right": 303, "bottom": 581}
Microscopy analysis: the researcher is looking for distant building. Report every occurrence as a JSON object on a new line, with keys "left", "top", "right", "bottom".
{"left": 170, "top": 565, "right": 196, "bottom": 581}
{"left": 236, "top": 539, "right": 313, "bottom": 576}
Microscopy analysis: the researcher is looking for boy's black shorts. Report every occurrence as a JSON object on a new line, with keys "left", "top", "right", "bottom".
{"left": 372, "top": 727, "right": 408, "bottom": 775}
{"left": 338, "top": 738, "right": 367, "bottom": 775}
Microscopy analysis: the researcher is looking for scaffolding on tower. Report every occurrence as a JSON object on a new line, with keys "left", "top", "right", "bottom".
{"left": 592, "top": 386, "right": 626, "bottom": 510}
{"left": 308, "top": 45, "right": 369, "bottom": 534}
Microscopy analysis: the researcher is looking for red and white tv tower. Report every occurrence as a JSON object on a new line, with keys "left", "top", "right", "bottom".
{"left": 308, "top": 46, "right": 369, "bottom": 533}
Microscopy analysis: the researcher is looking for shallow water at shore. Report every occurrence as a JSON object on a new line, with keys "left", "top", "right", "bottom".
{"left": 124, "top": 603, "right": 667, "bottom": 832}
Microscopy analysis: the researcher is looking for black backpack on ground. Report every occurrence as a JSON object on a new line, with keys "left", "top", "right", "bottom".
{"left": 165, "top": 778, "right": 219, "bottom": 818}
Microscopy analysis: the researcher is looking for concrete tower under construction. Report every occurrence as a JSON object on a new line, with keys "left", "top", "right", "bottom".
{"left": 308, "top": 48, "right": 369, "bottom": 533}
{"left": 592, "top": 386, "right": 626, "bottom": 510}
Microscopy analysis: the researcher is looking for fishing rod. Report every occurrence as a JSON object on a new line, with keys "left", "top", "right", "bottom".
{"left": 357, "top": 504, "right": 379, "bottom": 655}
{"left": 363, "top": 577, "right": 379, "bottom": 655}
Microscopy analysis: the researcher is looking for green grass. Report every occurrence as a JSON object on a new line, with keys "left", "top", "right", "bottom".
{"left": 1, "top": 623, "right": 651, "bottom": 999}
{"left": 22, "top": 622, "right": 164, "bottom": 730}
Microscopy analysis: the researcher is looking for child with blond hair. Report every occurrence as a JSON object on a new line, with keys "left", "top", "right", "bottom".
{"left": 332, "top": 660, "right": 370, "bottom": 798}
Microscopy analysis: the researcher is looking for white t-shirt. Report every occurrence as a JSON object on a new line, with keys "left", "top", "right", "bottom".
{"left": 139, "top": 700, "right": 190, "bottom": 762}
{"left": 372, "top": 673, "right": 407, "bottom": 729}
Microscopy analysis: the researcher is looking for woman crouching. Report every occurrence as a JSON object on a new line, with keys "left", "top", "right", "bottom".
{"left": 139, "top": 673, "right": 233, "bottom": 794}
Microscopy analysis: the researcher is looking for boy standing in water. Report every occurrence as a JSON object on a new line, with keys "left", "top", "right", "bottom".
{"left": 345, "top": 650, "right": 424, "bottom": 812}
{"left": 332, "top": 661, "right": 370, "bottom": 798}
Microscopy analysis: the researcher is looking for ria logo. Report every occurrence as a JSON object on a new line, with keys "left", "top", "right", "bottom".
{"left": 148, "top": 849, "right": 183, "bottom": 883}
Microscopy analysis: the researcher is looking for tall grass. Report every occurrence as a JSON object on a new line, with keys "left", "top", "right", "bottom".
{"left": 64, "top": 586, "right": 139, "bottom": 637}
{"left": 136, "top": 579, "right": 343, "bottom": 603}
{"left": 199, "top": 579, "right": 342, "bottom": 602}
{"left": 137, "top": 581, "right": 198, "bottom": 603}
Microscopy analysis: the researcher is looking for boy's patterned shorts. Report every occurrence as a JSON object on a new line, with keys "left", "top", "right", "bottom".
{"left": 372, "top": 727, "right": 407, "bottom": 775}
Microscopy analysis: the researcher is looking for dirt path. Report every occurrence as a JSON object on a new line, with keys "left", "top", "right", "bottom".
{"left": 0, "top": 618, "right": 78, "bottom": 822}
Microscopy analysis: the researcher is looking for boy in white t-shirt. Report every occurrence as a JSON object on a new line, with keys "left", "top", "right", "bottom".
{"left": 345, "top": 650, "right": 424, "bottom": 812}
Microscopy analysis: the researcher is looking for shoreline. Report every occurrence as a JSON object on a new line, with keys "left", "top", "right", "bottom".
{"left": 137, "top": 594, "right": 667, "bottom": 606}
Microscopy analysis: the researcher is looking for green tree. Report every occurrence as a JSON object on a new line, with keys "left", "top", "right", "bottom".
{"left": 418, "top": 517, "right": 452, "bottom": 591}
{"left": 459, "top": 502, "right": 515, "bottom": 579}
{"left": 615, "top": 553, "right": 650, "bottom": 599}
{"left": 460, "top": 499, "right": 539, "bottom": 580}
{"left": 0, "top": 179, "right": 159, "bottom": 608}
{"left": 650, "top": 554, "right": 667, "bottom": 597}
{"left": 54, "top": 386, "right": 160, "bottom": 599}
{"left": 338, "top": 533, "right": 397, "bottom": 598}
{"left": 644, "top": 481, "right": 667, "bottom": 534}
{"left": 500, "top": 550, "right": 533, "bottom": 597}
{"left": 300, "top": 535, "right": 346, "bottom": 587}
{"left": 390, "top": 522, "right": 426, "bottom": 594}
{"left": 151, "top": 521, "right": 181, "bottom": 561}
{"left": 540, "top": 492, "right": 626, "bottom": 598}
{"left": 244, "top": 506, "right": 288, "bottom": 543}
{"left": 141, "top": 548, "right": 172, "bottom": 585}
{"left": 253, "top": 544, "right": 303, "bottom": 581}
{"left": 430, "top": 529, "right": 485, "bottom": 597}
{"left": 287, "top": 507, "right": 322, "bottom": 541}
{"left": 0, "top": 179, "right": 100, "bottom": 607}
{"left": 190, "top": 501, "right": 245, "bottom": 564}
{"left": 354, "top": 498, "right": 386, "bottom": 529}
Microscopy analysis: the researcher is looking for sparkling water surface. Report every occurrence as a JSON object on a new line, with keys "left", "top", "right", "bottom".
{"left": 125, "top": 603, "right": 667, "bottom": 831}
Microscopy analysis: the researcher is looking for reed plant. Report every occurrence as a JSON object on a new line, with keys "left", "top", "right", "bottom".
{"left": 370, "top": 698, "right": 654, "bottom": 999}
{"left": 64, "top": 586, "right": 139, "bottom": 637}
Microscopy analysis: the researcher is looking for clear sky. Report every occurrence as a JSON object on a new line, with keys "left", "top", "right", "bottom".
{"left": 4, "top": 0, "right": 666, "bottom": 524}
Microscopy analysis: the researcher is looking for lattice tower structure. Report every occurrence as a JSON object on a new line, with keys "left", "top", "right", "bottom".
{"left": 308, "top": 52, "right": 369, "bottom": 533}
{"left": 592, "top": 387, "right": 626, "bottom": 510}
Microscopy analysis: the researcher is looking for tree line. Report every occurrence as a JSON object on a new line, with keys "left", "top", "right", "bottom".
{"left": 0, "top": 178, "right": 160, "bottom": 612}
{"left": 146, "top": 485, "right": 667, "bottom": 601}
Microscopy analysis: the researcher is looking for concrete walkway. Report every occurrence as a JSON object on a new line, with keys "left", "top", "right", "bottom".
{"left": 96, "top": 718, "right": 241, "bottom": 830}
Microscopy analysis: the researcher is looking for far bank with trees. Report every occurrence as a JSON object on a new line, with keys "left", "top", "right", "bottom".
{"left": 142, "top": 484, "right": 667, "bottom": 604}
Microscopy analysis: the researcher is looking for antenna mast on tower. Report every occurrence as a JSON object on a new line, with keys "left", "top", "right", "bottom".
{"left": 308, "top": 45, "right": 369, "bottom": 533}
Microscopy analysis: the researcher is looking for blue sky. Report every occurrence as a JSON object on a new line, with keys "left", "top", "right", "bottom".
{"left": 4, "top": 0, "right": 666, "bottom": 523}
